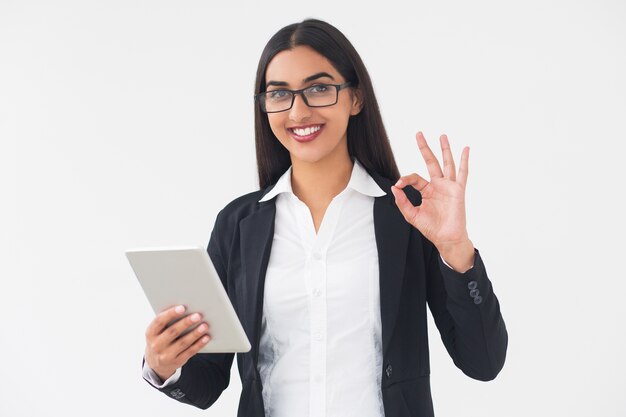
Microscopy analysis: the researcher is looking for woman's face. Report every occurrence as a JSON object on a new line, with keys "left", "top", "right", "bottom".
{"left": 264, "top": 45, "right": 362, "bottom": 166}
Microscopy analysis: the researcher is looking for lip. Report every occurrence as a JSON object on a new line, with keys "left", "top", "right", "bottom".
{"left": 288, "top": 124, "right": 324, "bottom": 143}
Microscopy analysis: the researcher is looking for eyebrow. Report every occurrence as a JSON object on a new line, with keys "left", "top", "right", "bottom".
{"left": 266, "top": 72, "right": 335, "bottom": 87}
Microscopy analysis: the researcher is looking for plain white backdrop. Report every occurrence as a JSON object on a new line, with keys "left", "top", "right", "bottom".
{"left": 2, "top": 0, "right": 625, "bottom": 416}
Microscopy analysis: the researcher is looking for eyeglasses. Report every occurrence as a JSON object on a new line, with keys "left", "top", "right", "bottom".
{"left": 255, "top": 82, "right": 352, "bottom": 113}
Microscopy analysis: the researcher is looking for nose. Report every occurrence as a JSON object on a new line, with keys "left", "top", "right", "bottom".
{"left": 288, "top": 92, "right": 311, "bottom": 122}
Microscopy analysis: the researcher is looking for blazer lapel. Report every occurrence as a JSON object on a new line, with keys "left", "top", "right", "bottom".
{"left": 369, "top": 171, "right": 415, "bottom": 356}
{"left": 239, "top": 200, "right": 276, "bottom": 364}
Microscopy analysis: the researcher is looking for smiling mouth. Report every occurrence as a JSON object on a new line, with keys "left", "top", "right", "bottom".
{"left": 288, "top": 124, "right": 324, "bottom": 137}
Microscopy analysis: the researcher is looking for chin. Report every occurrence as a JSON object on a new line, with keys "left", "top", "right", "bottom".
{"left": 289, "top": 152, "right": 329, "bottom": 165}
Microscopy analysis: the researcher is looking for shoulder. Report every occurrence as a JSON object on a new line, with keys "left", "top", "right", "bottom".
{"left": 212, "top": 186, "right": 274, "bottom": 231}
{"left": 221, "top": 189, "right": 266, "bottom": 214}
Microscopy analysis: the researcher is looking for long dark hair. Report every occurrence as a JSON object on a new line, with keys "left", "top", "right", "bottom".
{"left": 254, "top": 18, "right": 400, "bottom": 189}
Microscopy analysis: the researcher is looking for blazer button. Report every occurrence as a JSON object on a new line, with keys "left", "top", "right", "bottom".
{"left": 470, "top": 289, "right": 480, "bottom": 298}
{"left": 385, "top": 364, "right": 393, "bottom": 378}
{"left": 169, "top": 388, "right": 185, "bottom": 400}
{"left": 467, "top": 280, "right": 478, "bottom": 290}
{"left": 473, "top": 295, "right": 483, "bottom": 305}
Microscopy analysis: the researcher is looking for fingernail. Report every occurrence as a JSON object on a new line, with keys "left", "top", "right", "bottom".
{"left": 191, "top": 313, "right": 201, "bottom": 322}
{"left": 175, "top": 305, "right": 185, "bottom": 314}
{"left": 202, "top": 336, "right": 210, "bottom": 343}
{"left": 395, "top": 179, "right": 402, "bottom": 186}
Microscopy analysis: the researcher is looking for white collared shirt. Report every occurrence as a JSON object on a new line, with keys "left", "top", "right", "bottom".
{"left": 255, "top": 158, "right": 387, "bottom": 417}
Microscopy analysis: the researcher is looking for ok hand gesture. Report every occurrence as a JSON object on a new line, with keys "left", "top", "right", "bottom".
{"left": 390, "top": 132, "right": 475, "bottom": 272}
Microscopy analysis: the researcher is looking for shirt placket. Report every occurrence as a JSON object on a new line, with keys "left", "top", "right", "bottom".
{"left": 289, "top": 191, "right": 350, "bottom": 417}
{"left": 308, "top": 243, "right": 327, "bottom": 417}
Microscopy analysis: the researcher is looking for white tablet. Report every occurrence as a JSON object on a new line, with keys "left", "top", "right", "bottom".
{"left": 126, "top": 246, "right": 251, "bottom": 353}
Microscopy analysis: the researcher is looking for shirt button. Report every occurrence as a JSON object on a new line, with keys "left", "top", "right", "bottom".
{"left": 313, "top": 331, "right": 323, "bottom": 341}
{"left": 313, "top": 252, "right": 322, "bottom": 261}
{"left": 313, "top": 374, "right": 322, "bottom": 383}
{"left": 313, "top": 288, "right": 321, "bottom": 297}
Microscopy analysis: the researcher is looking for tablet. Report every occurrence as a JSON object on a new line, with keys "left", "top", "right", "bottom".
{"left": 126, "top": 246, "right": 251, "bottom": 353}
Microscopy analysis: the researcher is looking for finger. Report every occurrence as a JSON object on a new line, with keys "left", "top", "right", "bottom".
{"left": 177, "top": 333, "right": 212, "bottom": 364}
{"left": 395, "top": 173, "right": 429, "bottom": 192}
{"left": 440, "top": 134, "right": 456, "bottom": 181}
{"left": 146, "top": 305, "right": 186, "bottom": 339}
{"left": 390, "top": 185, "right": 419, "bottom": 224}
{"left": 457, "top": 146, "right": 470, "bottom": 188}
{"left": 172, "top": 321, "right": 211, "bottom": 357}
{"left": 157, "top": 312, "right": 204, "bottom": 346}
{"left": 416, "top": 132, "right": 444, "bottom": 179}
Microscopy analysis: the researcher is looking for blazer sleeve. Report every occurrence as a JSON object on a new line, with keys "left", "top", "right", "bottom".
{"left": 145, "top": 210, "right": 236, "bottom": 409}
{"left": 425, "top": 240, "right": 508, "bottom": 381}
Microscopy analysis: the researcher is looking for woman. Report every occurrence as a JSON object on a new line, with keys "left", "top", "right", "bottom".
{"left": 142, "top": 18, "right": 507, "bottom": 417}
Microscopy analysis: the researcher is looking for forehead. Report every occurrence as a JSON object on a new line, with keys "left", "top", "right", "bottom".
{"left": 265, "top": 45, "right": 341, "bottom": 86}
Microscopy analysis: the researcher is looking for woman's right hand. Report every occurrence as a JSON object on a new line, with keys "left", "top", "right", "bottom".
{"left": 144, "top": 305, "right": 211, "bottom": 382}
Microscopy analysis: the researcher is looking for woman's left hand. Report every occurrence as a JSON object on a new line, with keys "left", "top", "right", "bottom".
{"left": 390, "top": 132, "right": 475, "bottom": 271}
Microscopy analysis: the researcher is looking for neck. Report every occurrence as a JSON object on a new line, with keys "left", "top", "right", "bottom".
{"left": 290, "top": 147, "right": 353, "bottom": 206}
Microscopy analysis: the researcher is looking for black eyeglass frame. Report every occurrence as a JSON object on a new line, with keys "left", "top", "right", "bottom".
{"left": 254, "top": 82, "right": 353, "bottom": 113}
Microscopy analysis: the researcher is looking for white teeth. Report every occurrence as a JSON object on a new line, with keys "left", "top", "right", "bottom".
{"left": 292, "top": 125, "right": 321, "bottom": 136}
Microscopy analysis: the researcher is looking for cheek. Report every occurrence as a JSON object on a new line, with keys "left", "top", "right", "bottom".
{"left": 321, "top": 108, "right": 351, "bottom": 134}
{"left": 267, "top": 115, "right": 287, "bottom": 139}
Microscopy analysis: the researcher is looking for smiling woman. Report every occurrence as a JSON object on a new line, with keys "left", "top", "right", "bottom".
{"left": 140, "top": 18, "right": 508, "bottom": 417}
{"left": 251, "top": 20, "right": 402, "bottom": 195}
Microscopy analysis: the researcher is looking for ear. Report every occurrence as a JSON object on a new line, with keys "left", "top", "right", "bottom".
{"left": 350, "top": 87, "right": 364, "bottom": 116}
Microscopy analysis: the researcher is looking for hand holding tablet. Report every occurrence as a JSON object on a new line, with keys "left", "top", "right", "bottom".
{"left": 143, "top": 304, "right": 211, "bottom": 381}
{"left": 126, "top": 246, "right": 251, "bottom": 381}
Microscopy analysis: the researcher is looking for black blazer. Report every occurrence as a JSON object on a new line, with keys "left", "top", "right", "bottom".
{"left": 146, "top": 168, "right": 508, "bottom": 417}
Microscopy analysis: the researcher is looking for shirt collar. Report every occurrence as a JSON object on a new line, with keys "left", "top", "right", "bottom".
{"left": 258, "top": 157, "right": 387, "bottom": 203}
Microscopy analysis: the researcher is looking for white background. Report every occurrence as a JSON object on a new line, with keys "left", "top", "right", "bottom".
{"left": 2, "top": 1, "right": 625, "bottom": 416}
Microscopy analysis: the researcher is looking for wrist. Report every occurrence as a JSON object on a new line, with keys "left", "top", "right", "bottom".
{"left": 155, "top": 368, "right": 176, "bottom": 383}
{"left": 437, "top": 239, "right": 475, "bottom": 273}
